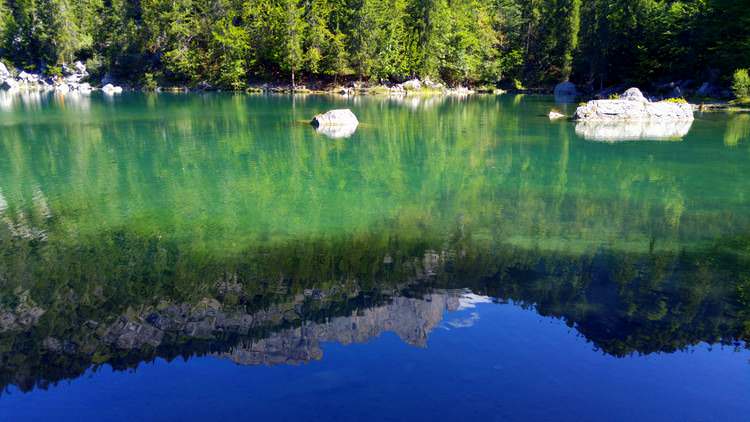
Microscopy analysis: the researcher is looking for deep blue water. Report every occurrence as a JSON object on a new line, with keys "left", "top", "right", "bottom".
{"left": 2, "top": 300, "right": 747, "bottom": 422}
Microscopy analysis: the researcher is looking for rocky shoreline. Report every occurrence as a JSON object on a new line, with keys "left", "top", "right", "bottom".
{"left": 1, "top": 62, "right": 743, "bottom": 110}
{"left": 0, "top": 61, "right": 124, "bottom": 94}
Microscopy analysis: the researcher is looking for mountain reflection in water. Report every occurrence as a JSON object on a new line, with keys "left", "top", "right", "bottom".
{"left": 0, "top": 227, "right": 748, "bottom": 394}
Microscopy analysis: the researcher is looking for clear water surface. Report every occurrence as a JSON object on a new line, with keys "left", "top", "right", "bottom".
{"left": 0, "top": 91, "right": 748, "bottom": 421}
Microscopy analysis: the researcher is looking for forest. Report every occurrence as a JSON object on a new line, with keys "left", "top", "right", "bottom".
{"left": 0, "top": 0, "right": 749, "bottom": 90}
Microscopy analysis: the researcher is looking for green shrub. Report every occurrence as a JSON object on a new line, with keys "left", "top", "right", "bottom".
{"left": 732, "top": 69, "right": 750, "bottom": 98}
{"left": 47, "top": 65, "right": 63, "bottom": 78}
{"left": 143, "top": 72, "right": 158, "bottom": 91}
{"left": 608, "top": 93, "right": 620, "bottom": 100}
{"left": 662, "top": 97, "right": 687, "bottom": 104}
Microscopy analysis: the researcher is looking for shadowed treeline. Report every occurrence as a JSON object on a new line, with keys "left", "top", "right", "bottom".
{"left": 0, "top": 222, "right": 748, "bottom": 394}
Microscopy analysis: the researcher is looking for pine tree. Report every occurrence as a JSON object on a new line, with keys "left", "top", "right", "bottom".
{"left": 280, "top": 0, "right": 305, "bottom": 87}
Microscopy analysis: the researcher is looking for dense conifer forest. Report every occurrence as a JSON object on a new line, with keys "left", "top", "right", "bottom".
{"left": 0, "top": 0, "right": 749, "bottom": 89}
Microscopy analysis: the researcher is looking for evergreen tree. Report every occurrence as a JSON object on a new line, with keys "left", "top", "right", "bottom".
{"left": 279, "top": 0, "right": 305, "bottom": 87}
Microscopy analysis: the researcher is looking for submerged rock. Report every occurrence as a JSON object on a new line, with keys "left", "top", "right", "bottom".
{"left": 574, "top": 88, "right": 693, "bottom": 121}
{"left": 575, "top": 119, "right": 694, "bottom": 142}
{"left": 548, "top": 110, "right": 566, "bottom": 120}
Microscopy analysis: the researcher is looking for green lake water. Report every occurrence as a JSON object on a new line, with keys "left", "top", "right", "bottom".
{"left": 0, "top": 92, "right": 749, "bottom": 420}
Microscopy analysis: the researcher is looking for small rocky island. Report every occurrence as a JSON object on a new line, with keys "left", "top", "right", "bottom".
{"left": 574, "top": 88, "right": 694, "bottom": 121}
{"left": 573, "top": 88, "right": 695, "bottom": 142}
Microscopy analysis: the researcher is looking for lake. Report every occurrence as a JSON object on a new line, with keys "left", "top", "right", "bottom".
{"left": 0, "top": 91, "right": 748, "bottom": 421}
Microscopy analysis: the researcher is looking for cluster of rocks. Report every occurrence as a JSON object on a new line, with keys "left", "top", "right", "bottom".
{"left": 0, "top": 61, "right": 123, "bottom": 94}
{"left": 0, "top": 290, "right": 45, "bottom": 332}
{"left": 388, "top": 77, "right": 474, "bottom": 96}
{"left": 574, "top": 88, "right": 694, "bottom": 122}
{"left": 572, "top": 87, "right": 695, "bottom": 142}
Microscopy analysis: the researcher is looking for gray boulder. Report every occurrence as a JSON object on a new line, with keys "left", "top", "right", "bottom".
{"left": 621, "top": 87, "right": 649, "bottom": 102}
{"left": 401, "top": 79, "right": 422, "bottom": 91}
{"left": 575, "top": 88, "right": 693, "bottom": 122}
{"left": 311, "top": 109, "right": 359, "bottom": 128}
{"left": 311, "top": 109, "right": 359, "bottom": 139}
{"left": 1, "top": 78, "right": 19, "bottom": 90}
{"left": 74, "top": 60, "right": 87, "bottom": 75}
{"left": 554, "top": 81, "right": 578, "bottom": 102}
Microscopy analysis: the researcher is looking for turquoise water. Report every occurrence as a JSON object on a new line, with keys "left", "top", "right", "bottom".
{"left": 0, "top": 92, "right": 749, "bottom": 420}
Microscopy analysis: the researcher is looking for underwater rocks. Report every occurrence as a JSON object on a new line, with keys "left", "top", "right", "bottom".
{"left": 549, "top": 110, "right": 566, "bottom": 120}
{"left": 575, "top": 88, "right": 694, "bottom": 122}
{"left": 0, "top": 291, "right": 45, "bottom": 332}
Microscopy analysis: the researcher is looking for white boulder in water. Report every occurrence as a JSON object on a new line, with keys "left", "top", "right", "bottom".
{"left": 311, "top": 109, "right": 359, "bottom": 129}
{"left": 102, "top": 83, "right": 123, "bottom": 94}
{"left": 311, "top": 109, "right": 359, "bottom": 139}
{"left": 575, "top": 88, "right": 693, "bottom": 121}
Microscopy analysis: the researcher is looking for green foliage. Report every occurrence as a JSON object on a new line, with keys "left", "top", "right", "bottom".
{"left": 732, "top": 69, "right": 750, "bottom": 99}
{"left": 662, "top": 97, "right": 687, "bottom": 104}
{"left": 142, "top": 72, "right": 158, "bottom": 91}
{"left": 0, "top": 0, "right": 747, "bottom": 89}
{"left": 46, "top": 65, "right": 63, "bottom": 78}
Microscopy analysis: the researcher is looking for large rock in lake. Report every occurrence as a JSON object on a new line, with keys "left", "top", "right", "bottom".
{"left": 575, "top": 88, "right": 693, "bottom": 121}
{"left": 311, "top": 109, "right": 359, "bottom": 129}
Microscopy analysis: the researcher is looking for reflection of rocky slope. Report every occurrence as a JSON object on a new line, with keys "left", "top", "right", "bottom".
{"left": 0, "top": 285, "right": 466, "bottom": 392}
{"left": 218, "top": 294, "right": 460, "bottom": 366}
{"left": 0, "top": 220, "right": 748, "bottom": 394}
